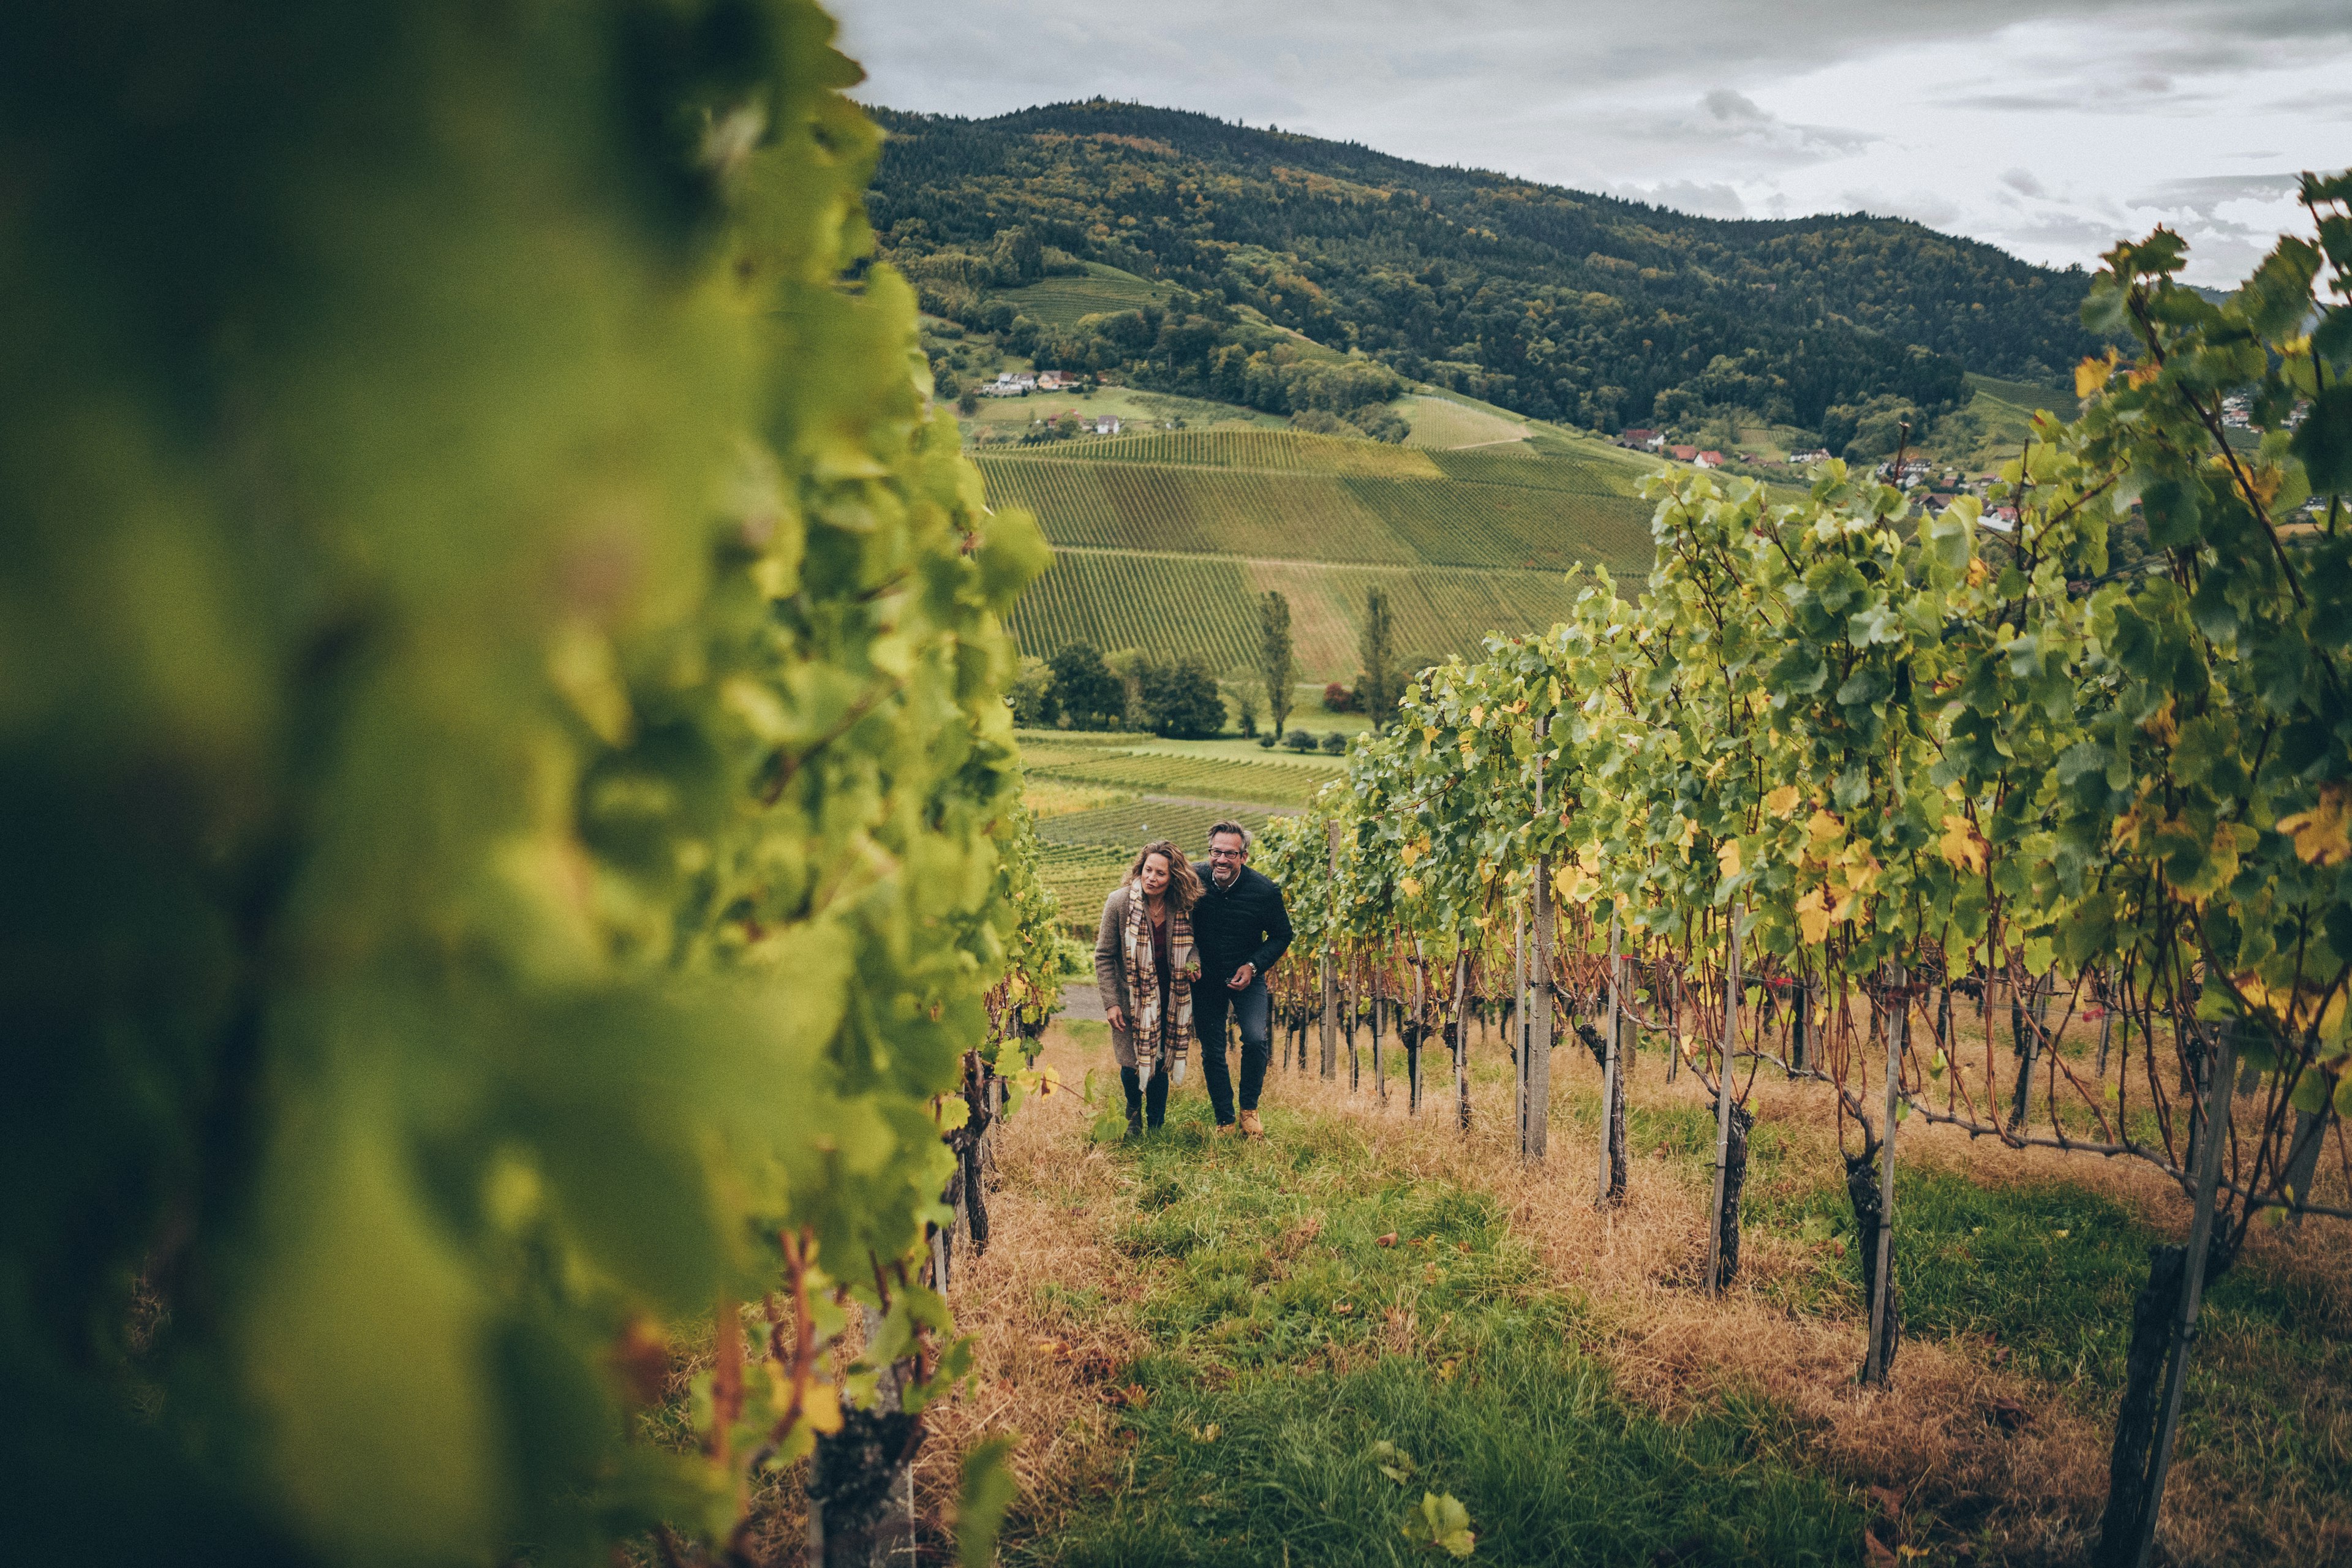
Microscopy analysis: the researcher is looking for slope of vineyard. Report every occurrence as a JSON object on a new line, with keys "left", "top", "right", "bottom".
{"left": 986, "top": 428, "right": 1656, "bottom": 675}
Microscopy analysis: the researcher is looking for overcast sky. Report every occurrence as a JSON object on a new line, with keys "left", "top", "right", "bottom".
{"left": 830, "top": 0, "right": 2352, "bottom": 286}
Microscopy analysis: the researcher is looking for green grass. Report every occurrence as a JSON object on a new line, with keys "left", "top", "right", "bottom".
{"left": 1014, "top": 1099, "right": 1869, "bottom": 1567}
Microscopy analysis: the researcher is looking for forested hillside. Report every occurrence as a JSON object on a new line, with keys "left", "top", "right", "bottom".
{"left": 867, "top": 99, "right": 2100, "bottom": 440}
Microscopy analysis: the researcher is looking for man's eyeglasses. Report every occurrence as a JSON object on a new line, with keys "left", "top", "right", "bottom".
{"left": 1207, "top": 847, "right": 1245, "bottom": 859}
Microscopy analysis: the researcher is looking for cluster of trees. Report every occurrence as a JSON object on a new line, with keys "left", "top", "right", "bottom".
{"left": 1011, "top": 643, "right": 1227, "bottom": 737}
{"left": 1007, "top": 587, "right": 1423, "bottom": 740}
{"left": 930, "top": 271, "right": 1411, "bottom": 426}
{"left": 868, "top": 102, "right": 2099, "bottom": 438}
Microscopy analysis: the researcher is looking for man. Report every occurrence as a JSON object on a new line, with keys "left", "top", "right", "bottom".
{"left": 1189, "top": 820, "right": 1294, "bottom": 1137}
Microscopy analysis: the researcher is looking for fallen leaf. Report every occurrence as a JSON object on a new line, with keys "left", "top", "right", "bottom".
{"left": 1377, "top": 1232, "right": 1399, "bottom": 1248}
{"left": 1988, "top": 1396, "right": 2029, "bottom": 1431}
{"left": 1333, "top": 1302, "right": 1354, "bottom": 1315}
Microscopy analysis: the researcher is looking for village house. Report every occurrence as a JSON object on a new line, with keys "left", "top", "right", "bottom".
{"left": 1616, "top": 427, "right": 1659, "bottom": 450}
{"left": 1093, "top": 415, "right": 1121, "bottom": 435}
{"left": 1694, "top": 450, "right": 1723, "bottom": 469}
{"left": 1668, "top": 444, "right": 1698, "bottom": 462}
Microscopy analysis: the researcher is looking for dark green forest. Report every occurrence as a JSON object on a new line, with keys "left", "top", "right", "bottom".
{"left": 865, "top": 99, "right": 2100, "bottom": 436}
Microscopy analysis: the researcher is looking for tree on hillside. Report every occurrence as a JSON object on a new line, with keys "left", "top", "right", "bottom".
{"left": 1258, "top": 590, "right": 1296, "bottom": 738}
{"left": 1357, "top": 586, "right": 1401, "bottom": 731}
{"left": 1226, "top": 668, "right": 1264, "bottom": 737}
{"left": 1049, "top": 642, "right": 1126, "bottom": 730}
{"left": 1135, "top": 652, "right": 1226, "bottom": 739}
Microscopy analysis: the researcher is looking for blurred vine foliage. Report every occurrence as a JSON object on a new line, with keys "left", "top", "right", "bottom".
{"left": 0, "top": 2, "right": 1050, "bottom": 1563}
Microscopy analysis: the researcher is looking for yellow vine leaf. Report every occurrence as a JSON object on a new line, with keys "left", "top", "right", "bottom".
{"left": 1469, "top": 704, "right": 1485, "bottom": 726}
{"left": 1939, "top": 814, "right": 1987, "bottom": 875}
{"left": 1717, "top": 839, "right": 1743, "bottom": 878}
{"left": 1795, "top": 887, "right": 1832, "bottom": 946}
{"left": 1398, "top": 875, "right": 1422, "bottom": 897}
{"left": 1764, "top": 784, "right": 1801, "bottom": 816}
{"left": 802, "top": 1382, "right": 844, "bottom": 1436}
{"left": 1400, "top": 840, "right": 1423, "bottom": 867}
{"left": 2076, "top": 349, "right": 2120, "bottom": 399}
{"left": 2277, "top": 783, "right": 2351, "bottom": 867}
{"left": 1807, "top": 809, "right": 1844, "bottom": 850}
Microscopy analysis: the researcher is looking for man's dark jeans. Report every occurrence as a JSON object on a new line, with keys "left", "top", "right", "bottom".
{"left": 1194, "top": 974, "right": 1272, "bottom": 1125}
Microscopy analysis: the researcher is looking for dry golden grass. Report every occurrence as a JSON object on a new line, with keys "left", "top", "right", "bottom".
{"left": 908, "top": 1018, "right": 2350, "bottom": 1566}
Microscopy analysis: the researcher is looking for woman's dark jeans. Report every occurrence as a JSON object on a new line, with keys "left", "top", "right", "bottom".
{"left": 1120, "top": 1061, "right": 1169, "bottom": 1128}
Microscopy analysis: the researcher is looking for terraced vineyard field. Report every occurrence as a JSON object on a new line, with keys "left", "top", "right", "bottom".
{"left": 1033, "top": 428, "right": 1442, "bottom": 475}
{"left": 1036, "top": 844, "right": 1134, "bottom": 930}
{"left": 1025, "top": 747, "right": 1338, "bottom": 805}
{"left": 1007, "top": 552, "right": 1262, "bottom": 669}
{"left": 1037, "top": 798, "right": 1279, "bottom": 852}
{"left": 992, "top": 263, "right": 1173, "bottom": 328}
{"left": 988, "top": 426, "right": 1664, "bottom": 676}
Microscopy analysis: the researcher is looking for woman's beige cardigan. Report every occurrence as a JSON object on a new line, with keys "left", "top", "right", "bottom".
{"left": 1093, "top": 883, "right": 1191, "bottom": 1072}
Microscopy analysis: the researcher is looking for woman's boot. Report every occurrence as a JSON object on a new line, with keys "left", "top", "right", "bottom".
{"left": 1120, "top": 1065, "right": 1145, "bottom": 1137}
{"left": 1145, "top": 1063, "right": 1170, "bottom": 1129}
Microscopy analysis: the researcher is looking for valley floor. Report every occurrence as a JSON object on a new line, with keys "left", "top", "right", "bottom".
{"left": 905, "top": 1019, "right": 2350, "bottom": 1567}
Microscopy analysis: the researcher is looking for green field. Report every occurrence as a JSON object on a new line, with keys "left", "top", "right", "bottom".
{"left": 987, "top": 427, "right": 1656, "bottom": 676}
{"left": 1038, "top": 798, "right": 1279, "bottom": 852}
{"left": 1024, "top": 744, "right": 1338, "bottom": 806}
{"left": 992, "top": 262, "right": 1175, "bottom": 327}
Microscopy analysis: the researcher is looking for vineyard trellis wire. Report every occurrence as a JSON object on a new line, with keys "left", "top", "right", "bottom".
{"left": 1253, "top": 196, "right": 2352, "bottom": 1568}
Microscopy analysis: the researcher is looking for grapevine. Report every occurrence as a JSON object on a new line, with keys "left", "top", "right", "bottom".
{"left": 1256, "top": 192, "right": 2352, "bottom": 1564}
{"left": 0, "top": 4, "right": 1056, "bottom": 1564}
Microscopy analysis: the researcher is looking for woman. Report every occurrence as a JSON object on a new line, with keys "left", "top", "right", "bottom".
{"left": 1093, "top": 839, "right": 1202, "bottom": 1135}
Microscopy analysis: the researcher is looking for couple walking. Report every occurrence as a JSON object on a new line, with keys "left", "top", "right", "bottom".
{"left": 1093, "top": 821, "right": 1294, "bottom": 1138}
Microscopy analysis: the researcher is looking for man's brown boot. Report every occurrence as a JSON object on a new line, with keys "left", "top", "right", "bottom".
{"left": 1238, "top": 1109, "right": 1264, "bottom": 1139}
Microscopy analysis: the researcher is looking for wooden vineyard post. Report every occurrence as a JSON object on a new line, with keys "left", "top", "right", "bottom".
{"left": 1373, "top": 947, "right": 1388, "bottom": 1103}
{"left": 1523, "top": 714, "right": 1553, "bottom": 1160}
{"left": 2127, "top": 1018, "right": 2239, "bottom": 1568}
{"left": 1863, "top": 963, "right": 1904, "bottom": 1385}
{"left": 1512, "top": 903, "right": 1527, "bottom": 1136}
{"left": 1599, "top": 913, "right": 1623, "bottom": 1208}
{"left": 1666, "top": 968, "right": 1681, "bottom": 1084}
{"left": 1319, "top": 819, "right": 1338, "bottom": 1080}
{"left": 1409, "top": 938, "right": 1427, "bottom": 1114}
{"left": 1790, "top": 976, "right": 1809, "bottom": 1077}
{"left": 1705, "top": 908, "right": 1741, "bottom": 1295}
{"left": 1348, "top": 950, "right": 1361, "bottom": 1091}
{"left": 1452, "top": 947, "right": 1471, "bottom": 1133}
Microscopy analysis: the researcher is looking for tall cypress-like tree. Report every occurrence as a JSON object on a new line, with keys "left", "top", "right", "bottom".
{"left": 1358, "top": 586, "right": 1398, "bottom": 731}
{"left": 1257, "top": 590, "right": 1296, "bottom": 739}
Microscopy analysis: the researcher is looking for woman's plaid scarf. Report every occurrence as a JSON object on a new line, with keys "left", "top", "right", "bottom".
{"left": 1121, "top": 888, "right": 1195, "bottom": 1079}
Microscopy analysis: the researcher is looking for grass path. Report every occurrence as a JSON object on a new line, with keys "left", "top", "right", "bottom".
{"left": 922, "top": 1025, "right": 2351, "bottom": 1566}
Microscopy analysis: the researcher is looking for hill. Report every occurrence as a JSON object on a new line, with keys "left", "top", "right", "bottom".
{"left": 986, "top": 426, "right": 1659, "bottom": 677}
{"left": 867, "top": 100, "right": 2102, "bottom": 456}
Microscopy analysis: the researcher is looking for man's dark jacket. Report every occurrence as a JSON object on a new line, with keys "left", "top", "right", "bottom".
{"left": 1193, "top": 865, "right": 1293, "bottom": 982}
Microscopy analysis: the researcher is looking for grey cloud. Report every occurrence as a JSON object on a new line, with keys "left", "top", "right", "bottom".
{"left": 1613, "top": 179, "right": 1749, "bottom": 219}
{"left": 831, "top": 0, "right": 2352, "bottom": 280}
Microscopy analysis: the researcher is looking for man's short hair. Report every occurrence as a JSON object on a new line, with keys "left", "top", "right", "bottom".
{"left": 1208, "top": 820, "right": 1251, "bottom": 849}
